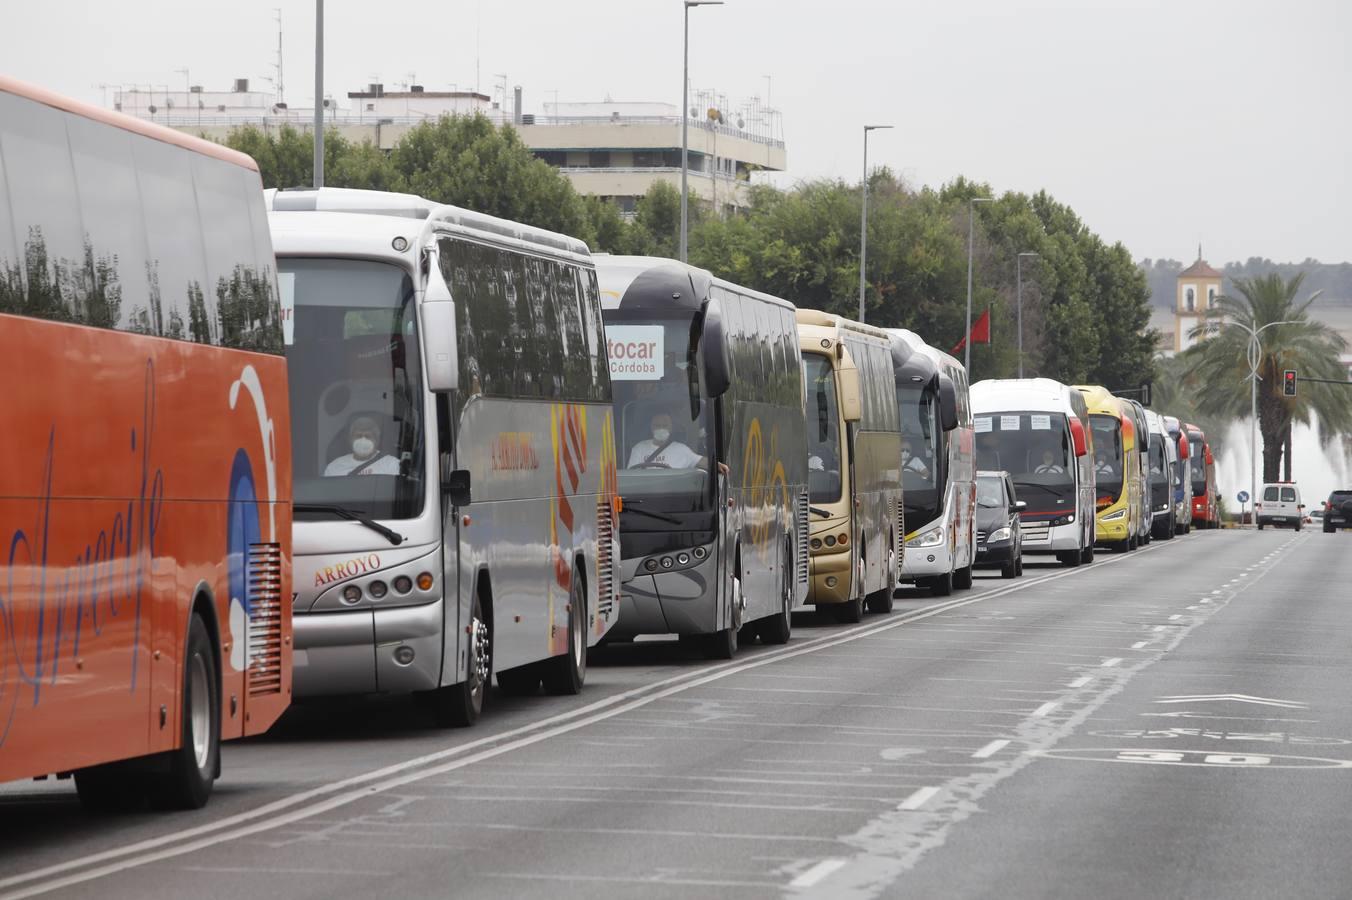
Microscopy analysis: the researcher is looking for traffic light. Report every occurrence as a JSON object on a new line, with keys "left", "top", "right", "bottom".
{"left": 1283, "top": 369, "right": 1297, "bottom": 397}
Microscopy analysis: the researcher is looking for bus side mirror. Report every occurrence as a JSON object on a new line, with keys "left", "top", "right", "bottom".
{"left": 836, "top": 345, "right": 862, "bottom": 422}
{"left": 699, "top": 301, "right": 731, "bottom": 398}
{"left": 1015, "top": 500, "right": 1027, "bottom": 512}
{"left": 937, "top": 374, "right": 959, "bottom": 432}
{"left": 1069, "top": 417, "right": 1088, "bottom": 457}
{"left": 421, "top": 257, "right": 459, "bottom": 393}
{"left": 446, "top": 468, "right": 472, "bottom": 507}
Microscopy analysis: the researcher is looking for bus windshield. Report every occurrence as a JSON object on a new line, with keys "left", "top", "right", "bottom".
{"left": 282, "top": 258, "right": 426, "bottom": 521}
{"left": 973, "top": 412, "right": 1074, "bottom": 509}
{"left": 898, "top": 385, "right": 941, "bottom": 525}
{"left": 1090, "top": 414, "right": 1124, "bottom": 504}
{"left": 610, "top": 316, "right": 712, "bottom": 511}
{"left": 803, "top": 353, "right": 843, "bottom": 504}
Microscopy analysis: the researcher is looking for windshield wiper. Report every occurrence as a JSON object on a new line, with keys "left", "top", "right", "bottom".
{"left": 619, "top": 499, "right": 683, "bottom": 526}
{"left": 294, "top": 504, "right": 405, "bottom": 546}
{"left": 809, "top": 506, "right": 833, "bottom": 518}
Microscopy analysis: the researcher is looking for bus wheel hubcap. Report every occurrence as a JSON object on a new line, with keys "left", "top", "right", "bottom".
{"left": 189, "top": 654, "right": 211, "bottom": 771}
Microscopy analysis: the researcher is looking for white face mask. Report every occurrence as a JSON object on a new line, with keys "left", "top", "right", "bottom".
{"left": 352, "top": 437, "right": 376, "bottom": 459}
{"left": 652, "top": 428, "right": 671, "bottom": 444}
{"left": 902, "top": 449, "right": 912, "bottom": 461}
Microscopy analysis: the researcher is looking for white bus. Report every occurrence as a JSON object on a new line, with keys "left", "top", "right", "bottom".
{"left": 797, "top": 310, "right": 904, "bottom": 621}
{"left": 1162, "top": 415, "right": 1193, "bottom": 534}
{"left": 599, "top": 257, "right": 809, "bottom": 658}
{"left": 888, "top": 329, "right": 976, "bottom": 596}
{"left": 971, "top": 378, "right": 1097, "bottom": 566}
{"left": 1144, "top": 408, "right": 1179, "bottom": 539}
{"left": 269, "top": 188, "right": 620, "bottom": 726}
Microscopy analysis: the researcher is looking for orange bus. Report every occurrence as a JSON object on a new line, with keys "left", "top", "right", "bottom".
{"left": 0, "top": 76, "right": 292, "bottom": 809}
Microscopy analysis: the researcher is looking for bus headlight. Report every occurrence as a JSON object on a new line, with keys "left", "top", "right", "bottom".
{"left": 1101, "top": 509, "right": 1127, "bottom": 521}
{"left": 988, "top": 527, "right": 1012, "bottom": 542}
{"left": 908, "top": 527, "right": 944, "bottom": 549}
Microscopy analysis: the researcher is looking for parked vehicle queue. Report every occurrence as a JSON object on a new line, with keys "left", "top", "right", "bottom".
{"left": 1, "top": 79, "right": 1223, "bottom": 811}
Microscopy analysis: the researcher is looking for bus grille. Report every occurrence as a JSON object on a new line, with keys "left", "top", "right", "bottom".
{"left": 796, "top": 492, "right": 810, "bottom": 585}
{"left": 896, "top": 505, "right": 906, "bottom": 564}
{"left": 1022, "top": 521, "right": 1051, "bottom": 544}
{"left": 596, "top": 499, "right": 616, "bottom": 617}
{"left": 247, "top": 542, "right": 285, "bottom": 696}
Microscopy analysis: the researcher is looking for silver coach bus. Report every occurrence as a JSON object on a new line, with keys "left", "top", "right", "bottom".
{"left": 598, "top": 257, "right": 809, "bottom": 659}
{"left": 269, "top": 189, "right": 620, "bottom": 726}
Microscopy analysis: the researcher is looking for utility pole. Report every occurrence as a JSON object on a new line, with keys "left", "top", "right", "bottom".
{"left": 313, "top": 0, "right": 324, "bottom": 188}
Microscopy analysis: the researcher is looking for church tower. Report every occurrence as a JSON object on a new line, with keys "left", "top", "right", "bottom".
{"left": 1175, "top": 246, "right": 1223, "bottom": 352}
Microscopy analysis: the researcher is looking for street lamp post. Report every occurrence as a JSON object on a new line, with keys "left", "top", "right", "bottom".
{"left": 680, "top": 0, "right": 723, "bottom": 263}
{"left": 1016, "top": 251, "right": 1038, "bottom": 378}
{"left": 313, "top": 0, "right": 324, "bottom": 188}
{"left": 858, "top": 125, "right": 893, "bottom": 323}
{"left": 964, "top": 197, "right": 994, "bottom": 372}
{"left": 1234, "top": 319, "right": 1295, "bottom": 527}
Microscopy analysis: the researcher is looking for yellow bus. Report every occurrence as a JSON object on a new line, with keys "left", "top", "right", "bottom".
{"left": 796, "top": 310, "right": 904, "bottom": 622}
{"left": 1075, "top": 385, "right": 1144, "bottom": 552}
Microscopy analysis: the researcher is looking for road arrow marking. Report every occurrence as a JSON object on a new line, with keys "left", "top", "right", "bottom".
{"left": 1153, "top": 694, "right": 1309, "bottom": 709}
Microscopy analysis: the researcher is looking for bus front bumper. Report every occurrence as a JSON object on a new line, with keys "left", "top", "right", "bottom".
{"left": 613, "top": 554, "right": 721, "bottom": 637}
{"left": 293, "top": 598, "right": 444, "bottom": 698}
{"left": 900, "top": 539, "right": 952, "bottom": 581}
{"left": 807, "top": 550, "right": 852, "bottom": 605}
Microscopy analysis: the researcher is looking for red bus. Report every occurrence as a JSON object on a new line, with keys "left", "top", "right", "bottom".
{"left": 1185, "top": 423, "right": 1219, "bottom": 529}
{"left": 0, "top": 76, "right": 292, "bottom": 809}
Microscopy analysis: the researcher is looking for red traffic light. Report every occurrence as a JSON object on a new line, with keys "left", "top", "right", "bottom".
{"left": 1283, "top": 369, "right": 1297, "bottom": 397}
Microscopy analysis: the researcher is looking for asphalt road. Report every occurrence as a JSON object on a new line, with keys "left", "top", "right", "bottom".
{"left": 3, "top": 527, "right": 1350, "bottom": 899}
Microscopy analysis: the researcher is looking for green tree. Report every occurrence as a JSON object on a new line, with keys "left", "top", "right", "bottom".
{"left": 390, "top": 114, "right": 592, "bottom": 243}
{"left": 1185, "top": 272, "right": 1352, "bottom": 481}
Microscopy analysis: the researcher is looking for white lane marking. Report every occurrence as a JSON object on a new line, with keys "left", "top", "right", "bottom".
{"left": 1102, "top": 658, "right": 1123, "bottom": 667}
{"left": 1212, "top": 590, "right": 1223, "bottom": 595}
{"left": 898, "top": 787, "right": 940, "bottom": 810}
{"left": 789, "top": 859, "right": 849, "bottom": 888}
{"left": 1169, "top": 614, "right": 1182, "bottom": 620}
{"left": 1067, "top": 676, "right": 1092, "bottom": 688}
{"left": 1131, "top": 641, "right": 1148, "bottom": 649}
{"left": 972, "top": 740, "right": 1011, "bottom": 759}
{"left": 1031, "top": 702, "right": 1058, "bottom": 718}
{"left": 2, "top": 543, "right": 1169, "bottom": 898}
{"left": 1153, "top": 625, "right": 1168, "bottom": 631}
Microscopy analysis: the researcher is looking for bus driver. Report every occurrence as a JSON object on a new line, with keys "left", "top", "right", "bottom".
{"left": 1034, "top": 449, "right": 1065, "bottom": 475}
{"left": 325, "top": 416, "right": 401, "bottom": 476}
{"left": 628, "top": 411, "right": 702, "bottom": 469}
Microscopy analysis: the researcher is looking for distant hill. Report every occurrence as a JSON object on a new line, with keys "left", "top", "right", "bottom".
{"left": 1140, "top": 258, "right": 1352, "bottom": 345}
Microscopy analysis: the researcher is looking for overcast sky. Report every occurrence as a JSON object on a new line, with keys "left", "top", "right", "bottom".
{"left": 4, "top": 0, "right": 1347, "bottom": 265}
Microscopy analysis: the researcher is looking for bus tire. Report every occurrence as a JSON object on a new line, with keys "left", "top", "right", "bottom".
{"left": 703, "top": 569, "right": 741, "bottom": 660}
{"left": 865, "top": 543, "right": 896, "bottom": 615}
{"left": 759, "top": 554, "right": 793, "bottom": 645}
{"left": 150, "top": 613, "right": 219, "bottom": 810}
{"left": 954, "top": 564, "right": 974, "bottom": 590}
{"left": 1082, "top": 545, "right": 1095, "bottom": 563}
{"left": 1057, "top": 550, "right": 1081, "bottom": 568}
{"left": 929, "top": 570, "right": 954, "bottom": 596}
{"left": 433, "top": 591, "right": 491, "bottom": 727}
{"left": 543, "top": 567, "right": 587, "bottom": 696}
{"left": 835, "top": 595, "right": 865, "bottom": 624}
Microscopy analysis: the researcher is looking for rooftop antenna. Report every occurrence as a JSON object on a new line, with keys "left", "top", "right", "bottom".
{"left": 275, "top": 8, "right": 284, "bottom": 105}
{"left": 475, "top": 1, "right": 481, "bottom": 94}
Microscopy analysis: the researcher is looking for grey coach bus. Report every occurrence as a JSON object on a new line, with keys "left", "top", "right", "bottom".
{"left": 598, "top": 256, "right": 809, "bottom": 659}
{"left": 269, "top": 189, "right": 620, "bottom": 727}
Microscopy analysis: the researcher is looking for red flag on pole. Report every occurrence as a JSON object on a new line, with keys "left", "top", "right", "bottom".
{"left": 951, "top": 309, "right": 992, "bottom": 356}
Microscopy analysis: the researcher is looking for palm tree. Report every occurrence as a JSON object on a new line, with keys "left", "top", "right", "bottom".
{"left": 1185, "top": 272, "right": 1352, "bottom": 482}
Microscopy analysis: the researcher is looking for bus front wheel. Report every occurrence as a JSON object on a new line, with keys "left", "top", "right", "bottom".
{"left": 543, "top": 567, "right": 587, "bottom": 696}
{"left": 433, "top": 592, "right": 491, "bottom": 727}
{"left": 1058, "top": 550, "right": 1082, "bottom": 568}
{"left": 929, "top": 570, "right": 954, "bottom": 596}
{"left": 150, "top": 612, "right": 220, "bottom": 810}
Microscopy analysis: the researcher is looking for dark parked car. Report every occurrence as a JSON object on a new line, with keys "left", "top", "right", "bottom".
{"left": 976, "top": 470, "right": 1025, "bottom": 578}
{"left": 1324, "top": 490, "right": 1352, "bottom": 532}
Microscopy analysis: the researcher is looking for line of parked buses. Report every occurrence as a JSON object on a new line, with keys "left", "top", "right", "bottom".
{"left": 0, "top": 78, "right": 1221, "bottom": 810}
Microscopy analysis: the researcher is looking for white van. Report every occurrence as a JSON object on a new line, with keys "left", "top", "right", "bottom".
{"left": 1257, "top": 482, "right": 1304, "bottom": 530}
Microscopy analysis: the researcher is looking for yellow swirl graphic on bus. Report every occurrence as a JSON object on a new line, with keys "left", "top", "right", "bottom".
{"left": 740, "top": 418, "right": 789, "bottom": 564}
